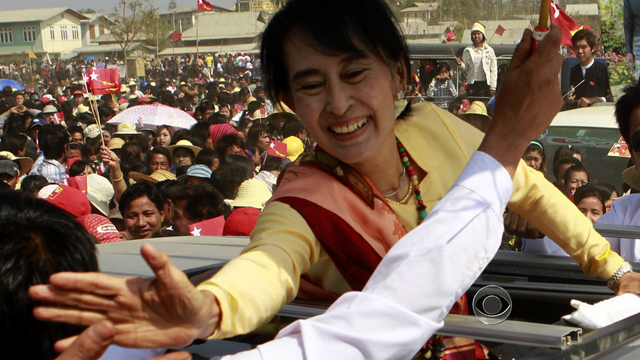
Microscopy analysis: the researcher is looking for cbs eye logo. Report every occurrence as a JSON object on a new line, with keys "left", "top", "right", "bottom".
{"left": 472, "top": 285, "right": 512, "bottom": 325}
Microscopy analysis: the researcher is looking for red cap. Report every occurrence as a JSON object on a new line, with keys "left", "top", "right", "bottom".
{"left": 76, "top": 214, "right": 122, "bottom": 243}
{"left": 57, "top": 96, "right": 68, "bottom": 103}
{"left": 222, "top": 207, "right": 260, "bottom": 236}
{"left": 73, "top": 90, "right": 84, "bottom": 96}
{"left": 37, "top": 184, "right": 91, "bottom": 218}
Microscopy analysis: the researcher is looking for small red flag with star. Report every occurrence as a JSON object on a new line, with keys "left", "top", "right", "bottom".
{"left": 266, "top": 140, "right": 287, "bottom": 158}
{"left": 189, "top": 215, "right": 225, "bottom": 236}
{"left": 197, "top": 0, "right": 214, "bottom": 11}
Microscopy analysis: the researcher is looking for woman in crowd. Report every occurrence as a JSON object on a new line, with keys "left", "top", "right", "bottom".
{"left": 245, "top": 123, "right": 271, "bottom": 156}
{"left": 68, "top": 160, "right": 94, "bottom": 177}
{"left": 155, "top": 125, "right": 174, "bottom": 148}
{"left": 167, "top": 140, "right": 200, "bottom": 167}
{"left": 553, "top": 144, "right": 582, "bottom": 164}
{"left": 522, "top": 140, "right": 547, "bottom": 173}
{"left": 30, "top": 0, "right": 634, "bottom": 357}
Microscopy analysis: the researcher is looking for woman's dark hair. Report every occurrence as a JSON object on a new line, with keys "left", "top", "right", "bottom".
{"left": 82, "top": 138, "right": 102, "bottom": 160}
{"left": 563, "top": 163, "right": 589, "bottom": 190}
{"left": 190, "top": 122, "right": 213, "bottom": 146}
{"left": 208, "top": 113, "right": 228, "bottom": 125}
{"left": 282, "top": 117, "right": 307, "bottom": 139}
{"left": 171, "top": 129, "right": 203, "bottom": 148}
{"left": 436, "top": 61, "right": 451, "bottom": 73}
{"left": 246, "top": 123, "right": 270, "bottom": 151}
{"left": 524, "top": 140, "right": 547, "bottom": 173}
{"left": 594, "top": 182, "right": 618, "bottom": 200}
{"left": 119, "top": 182, "right": 164, "bottom": 215}
{"left": 553, "top": 156, "right": 583, "bottom": 182}
{"left": 210, "top": 163, "right": 248, "bottom": 199}
{"left": 615, "top": 82, "right": 640, "bottom": 144}
{"left": 260, "top": 162, "right": 282, "bottom": 173}
{"left": 0, "top": 191, "right": 97, "bottom": 359}
{"left": 238, "top": 117, "right": 253, "bottom": 134}
{"left": 196, "top": 148, "right": 219, "bottom": 168}
{"left": 573, "top": 184, "right": 606, "bottom": 212}
{"left": 120, "top": 141, "right": 143, "bottom": 165}
{"left": 553, "top": 145, "right": 582, "bottom": 172}
{"left": 3, "top": 115, "right": 27, "bottom": 134}
{"left": 20, "top": 175, "right": 49, "bottom": 197}
{"left": 261, "top": 0, "right": 410, "bottom": 103}
{"left": 68, "top": 160, "right": 90, "bottom": 177}
{"left": 1, "top": 132, "right": 28, "bottom": 155}
{"left": 215, "top": 134, "right": 246, "bottom": 164}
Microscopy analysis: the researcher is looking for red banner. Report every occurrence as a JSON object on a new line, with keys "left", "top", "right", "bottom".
{"left": 495, "top": 25, "right": 505, "bottom": 36}
{"left": 189, "top": 215, "right": 225, "bottom": 236}
{"left": 171, "top": 32, "right": 182, "bottom": 42}
{"left": 549, "top": 0, "right": 592, "bottom": 47}
{"left": 266, "top": 140, "right": 287, "bottom": 159}
{"left": 444, "top": 30, "right": 456, "bottom": 42}
{"left": 85, "top": 68, "right": 120, "bottom": 95}
{"left": 197, "top": 0, "right": 214, "bottom": 11}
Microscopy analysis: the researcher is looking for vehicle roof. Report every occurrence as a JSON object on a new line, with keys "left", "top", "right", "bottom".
{"left": 407, "top": 43, "right": 516, "bottom": 59}
{"left": 550, "top": 104, "right": 618, "bottom": 129}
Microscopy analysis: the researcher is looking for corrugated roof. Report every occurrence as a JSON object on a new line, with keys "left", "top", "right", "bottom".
{"left": 462, "top": 20, "right": 530, "bottom": 45}
{"left": 159, "top": 43, "right": 259, "bottom": 56}
{"left": 566, "top": 4, "right": 599, "bottom": 16}
{"left": 73, "top": 43, "right": 156, "bottom": 54}
{"left": 159, "top": 5, "right": 231, "bottom": 15}
{"left": 401, "top": 2, "right": 439, "bottom": 12}
{"left": 0, "top": 8, "right": 89, "bottom": 23}
{"left": 181, "top": 11, "right": 265, "bottom": 40}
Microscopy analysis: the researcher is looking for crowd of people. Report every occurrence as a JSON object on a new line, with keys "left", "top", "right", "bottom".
{"left": 3, "top": 0, "right": 640, "bottom": 359}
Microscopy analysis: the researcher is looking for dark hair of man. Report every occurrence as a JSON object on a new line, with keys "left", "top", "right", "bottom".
{"left": 594, "top": 182, "right": 618, "bottom": 200}
{"left": 210, "top": 164, "right": 247, "bottom": 199}
{"left": 121, "top": 141, "right": 143, "bottom": 166}
{"left": 447, "top": 95, "right": 469, "bottom": 114}
{"left": 563, "top": 163, "right": 590, "bottom": 188}
{"left": 261, "top": 162, "right": 282, "bottom": 173}
{"left": 0, "top": 191, "right": 97, "bottom": 359}
{"left": 552, "top": 145, "right": 582, "bottom": 170}
{"left": 196, "top": 100, "right": 216, "bottom": 117}
{"left": 573, "top": 184, "right": 605, "bottom": 212}
{"left": 254, "top": 85, "right": 264, "bottom": 94}
{"left": 67, "top": 125, "right": 83, "bottom": 137}
{"left": 553, "top": 156, "right": 582, "bottom": 181}
{"left": 215, "top": 134, "right": 246, "bottom": 164}
{"left": 238, "top": 87, "right": 250, "bottom": 99}
{"left": 217, "top": 92, "right": 232, "bottom": 106}
{"left": 190, "top": 121, "right": 213, "bottom": 145}
{"left": 1, "top": 132, "right": 28, "bottom": 155}
{"left": 196, "top": 148, "right": 219, "bottom": 168}
{"left": 261, "top": 0, "right": 410, "bottom": 104}
{"left": 20, "top": 175, "right": 49, "bottom": 197}
{"left": 238, "top": 117, "right": 253, "bottom": 133}
{"left": 208, "top": 113, "right": 228, "bottom": 125}
{"left": 184, "top": 183, "right": 225, "bottom": 222}
{"left": 156, "top": 180, "right": 189, "bottom": 205}
{"left": 3, "top": 115, "right": 26, "bottom": 134}
{"left": 76, "top": 113, "right": 96, "bottom": 126}
{"left": 98, "top": 104, "right": 116, "bottom": 120}
{"left": 68, "top": 160, "right": 90, "bottom": 177}
{"left": 615, "top": 82, "right": 640, "bottom": 144}
{"left": 119, "top": 182, "right": 164, "bottom": 215}
{"left": 571, "top": 29, "right": 596, "bottom": 50}
{"left": 225, "top": 154, "right": 254, "bottom": 180}
{"left": 148, "top": 146, "right": 172, "bottom": 166}
{"left": 282, "top": 117, "right": 307, "bottom": 139}
{"left": 170, "top": 128, "right": 204, "bottom": 148}
{"left": 246, "top": 123, "right": 270, "bottom": 150}
{"left": 38, "top": 124, "right": 69, "bottom": 160}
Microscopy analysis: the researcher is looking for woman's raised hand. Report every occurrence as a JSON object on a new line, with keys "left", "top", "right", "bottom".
{"left": 29, "top": 243, "right": 220, "bottom": 349}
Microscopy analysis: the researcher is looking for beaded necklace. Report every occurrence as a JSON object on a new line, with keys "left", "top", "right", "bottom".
{"left": 396, "top": 138, "right": 428, "bottom": 220}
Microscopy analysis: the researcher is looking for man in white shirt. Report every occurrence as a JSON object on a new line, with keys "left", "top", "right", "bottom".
{"left": 456, "top": 22, "right": 498, "bottom": 97}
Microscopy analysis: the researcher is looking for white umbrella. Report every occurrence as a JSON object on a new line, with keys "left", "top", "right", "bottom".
{"left": 106, "top": 103, "right": 197, "bottom": 129}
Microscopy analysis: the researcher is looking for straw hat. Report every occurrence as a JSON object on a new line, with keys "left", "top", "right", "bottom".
{"left": 114, "top": 123, "right": 142, "bottom": 136}
{"left": 623, "top": 166, "right": 640, "bottom": 190}
{"left": 167, "top": 140, "right": 202, "bottom": 159}
{"left": 127, "top": 79, "right": 137, "bottom": 87}
{"left": 0, "top": 151, "right": 33, "bottom": 177}
{"left": 128, "top": 170, "right": 177, "bottom": 185}
{"left": 107, "top": 137, "right": 125, "bottom": 150}
{"left": 229, "top": 178, "right": 273, "bottom": 210}
{"left": 86, "top": 174, "right": 115, "bottom": 217}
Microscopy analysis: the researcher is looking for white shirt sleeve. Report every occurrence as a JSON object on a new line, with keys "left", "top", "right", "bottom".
{"left": 215, "top": 151, "right": 513, "bottom": 360}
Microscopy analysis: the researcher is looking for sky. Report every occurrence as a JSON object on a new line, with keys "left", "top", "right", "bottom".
{"left": 4, "top": 0, "right": 237, "bottom": 13}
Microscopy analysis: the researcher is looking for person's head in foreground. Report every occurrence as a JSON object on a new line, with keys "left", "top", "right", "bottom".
{"left": 616, "top": 82, "right": 640, "bottom": 173}
{"left": 0, "top": 191, "right": 97, "bottom": 359}
{"left": 119, "top": 183, "right": 165, "bottom": 239}
{"left": 572, "top": 184, "right": 606, "bottom": 224}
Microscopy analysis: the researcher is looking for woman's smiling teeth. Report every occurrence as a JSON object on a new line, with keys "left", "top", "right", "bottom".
{"left": 329, "top": 118, "right": 369, "bottom": 134}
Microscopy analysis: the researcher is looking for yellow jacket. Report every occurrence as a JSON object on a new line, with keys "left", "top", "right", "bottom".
{"left": 197, "top": 102, "right": 622, "bottom": 339}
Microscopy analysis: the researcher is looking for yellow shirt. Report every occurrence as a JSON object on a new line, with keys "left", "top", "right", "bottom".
{"left": 197, "top": 102, "right": 623, "bottom": 339}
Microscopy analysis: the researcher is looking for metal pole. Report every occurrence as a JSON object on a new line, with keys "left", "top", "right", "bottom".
{"left": 196, "top": 12, "right": 199, "bottom": 58}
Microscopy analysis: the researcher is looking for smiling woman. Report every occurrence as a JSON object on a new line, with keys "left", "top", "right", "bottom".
{"left": 28, "top": 0, "right": 637, "bottom": 356}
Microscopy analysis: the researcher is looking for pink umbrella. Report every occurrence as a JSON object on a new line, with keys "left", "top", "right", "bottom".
{"left": 106, "top": 103, "right": 197, "bottom": 129}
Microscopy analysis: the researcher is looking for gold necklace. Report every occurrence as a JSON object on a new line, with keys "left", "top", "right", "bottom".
{"left": 386, "top": 182, "right": 413, "bottom": 205}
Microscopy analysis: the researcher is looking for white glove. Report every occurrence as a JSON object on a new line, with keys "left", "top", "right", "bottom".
{"left": 562, "top": 294, "right": 640, "bottom": 330}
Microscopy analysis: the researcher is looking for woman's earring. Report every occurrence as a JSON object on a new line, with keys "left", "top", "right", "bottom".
{"left": 396, "top": 90, "right": 404, "bottom": 100}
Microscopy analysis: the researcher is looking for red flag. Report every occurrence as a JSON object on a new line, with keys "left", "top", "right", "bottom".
{"left": 66, "top": 176, "right": 88, "bottom": 195}
{"left": 189, "top": 215, "right": 225, "bottom": 236}
{"left": 86, "top": 68, "right": 120, "bottom": 95}
{"left": 171, "top": 32, "right": 182, "bottom": 42}
{"left": 197, "top": 0, "right": 214, "bottom": 11}
{"left": 266, "top": 140, "right": 287, "bottom": 158}
{"left": 549, "top": 0, "right": 592, "bottom": 47}
{"left": 444, "top": 30, "right": 456, "bottom": 42}
{"left": 495, "top": 25, "right": 505, "bottom": 36}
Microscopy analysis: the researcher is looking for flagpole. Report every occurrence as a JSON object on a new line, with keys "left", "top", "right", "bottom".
{"left": 196, "top": 11, "right": 200, "bottom": 59}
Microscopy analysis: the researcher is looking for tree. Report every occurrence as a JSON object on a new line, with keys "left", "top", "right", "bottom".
{"left": 143, "top": 10, "right": 173, "bottom": 53}
{"left": 168, "top": 0, "right": 177, "bottom": 11}
{"left": 78, "top": 8, "right": 98, "bottom": 14}
{"left": 108, "top": 0, "right": 155, "bottom": 59}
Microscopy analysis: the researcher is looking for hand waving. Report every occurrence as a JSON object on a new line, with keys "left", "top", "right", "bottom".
{"left": 30, "top": 244, "right": 220, "bottom": 349}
